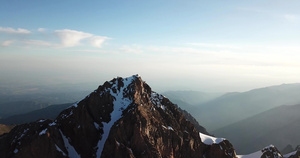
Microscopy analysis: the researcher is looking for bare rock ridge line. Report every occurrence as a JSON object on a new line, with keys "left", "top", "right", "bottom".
{"left": 0, "top": 75, "right": 299, "bottom": 158}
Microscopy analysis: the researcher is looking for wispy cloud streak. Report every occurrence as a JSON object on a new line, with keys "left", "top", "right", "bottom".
{"left": 1, "top": 40, "right": 14, "bottom": 46}
{"left": 237, "top": 7, "right": 299, "bottom": 22}
{"left": 0, "top": 27, "right": 31, "bottom": 34}
{"left": 89, "top": 36, "right": 108, "bottom": 48}
{"left": 0, "top": 26, "right": 109, "bottom": 49}
{"left": 54, "top": 29, "right": 93, "bottom": 48}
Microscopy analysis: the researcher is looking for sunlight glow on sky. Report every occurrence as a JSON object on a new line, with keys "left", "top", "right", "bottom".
{"left": 1, "top": 0, "right": 300, "bottom": 92}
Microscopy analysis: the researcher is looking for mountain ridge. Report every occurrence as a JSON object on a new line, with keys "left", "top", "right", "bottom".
{"left": 0, "top": 75, "right": 235, "bottom": 158}
{"left": 194, "top": 83, "right": 300, "bottom": 131}
{"left": 213, "top": 103, "right": 300, "bottom": 154}
{"left": 0, "top": 103, "right": 72, "bottom": 125}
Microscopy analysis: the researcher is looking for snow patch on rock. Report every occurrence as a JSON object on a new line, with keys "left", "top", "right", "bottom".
{"left": 236, "top": 150, "right": 263, "bottom": 158}
{"left": 162, "top": 125, "right": 174, "bottom": 131}
{"left": 55, "top": 144, "right": 67, "bottom": 156}
{"left": 49, "top": 122, "right": 56, "bottom": 126}
{"left": 199, "top": 132, "right": 225, "bottom": 145}
{"left": 60, "top": 130, "right": 80, "bottom": 158}
{"left": 96, "top": 76, "right": 135, "bottom": 157}
{"left": 237, "top": 145, "right": 283, "bottom": 158}
{"left": 73, "top": 103, "right": 78, "bottom": 108}
{"left": 39, "top": 129, "right": 47, "bottom": 136}
{"left": 94, "top": 122, "right": 100, "bottom": 130}
{"left": 150, "top": 92, "right": 166, "bottom": 110}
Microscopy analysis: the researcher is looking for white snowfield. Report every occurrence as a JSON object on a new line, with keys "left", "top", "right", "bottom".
{"left": 199, "top": 132, "right": 225, "bottom": 145}
{"left": 96, "top": 76, "right": 135, "bottom": 157}
{"left": 236, "top": 151, "right": 263, "bottom": 158}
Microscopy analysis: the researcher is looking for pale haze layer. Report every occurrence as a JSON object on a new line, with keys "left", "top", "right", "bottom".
{"left": 1, "top": 0, "right": 300, "bottom": 92}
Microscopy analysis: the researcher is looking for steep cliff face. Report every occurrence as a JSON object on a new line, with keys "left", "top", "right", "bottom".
{"left": 0, "top": 75, "right": 236, "bottom": 158}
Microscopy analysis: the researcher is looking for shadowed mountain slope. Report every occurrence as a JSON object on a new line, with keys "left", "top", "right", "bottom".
{"left": 213, "top": 104, "right": 300, "bottom": 154}
{"left": 195, "top": 83, "right": 300, "bottom": 131}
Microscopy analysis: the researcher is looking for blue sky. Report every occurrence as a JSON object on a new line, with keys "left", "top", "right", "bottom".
{"left": 1, "top": 0, "right": 300, "bottom": 92}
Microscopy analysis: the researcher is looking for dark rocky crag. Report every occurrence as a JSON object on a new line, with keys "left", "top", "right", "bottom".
{"left": 0, "top": 75, "right": 236, "bottom": 158}
{"left": 261, "top": 145, "right": 283, "bottom": 158}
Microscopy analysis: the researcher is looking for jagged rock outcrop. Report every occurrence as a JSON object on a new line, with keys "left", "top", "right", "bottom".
{"left": 0, "top": 75, "right": 236, "bottom": 158}
{"left": 261, "top": 145, "right": 283, "bottom": 158}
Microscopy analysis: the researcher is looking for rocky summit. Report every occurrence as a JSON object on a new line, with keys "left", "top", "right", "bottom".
{"left": 0, "top": 75, "right": 238, "bottom": 158}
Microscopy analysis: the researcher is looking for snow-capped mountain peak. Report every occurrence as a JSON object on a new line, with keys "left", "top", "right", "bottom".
{"left": 1, "top": 75, "right": 236, "bottom": 158}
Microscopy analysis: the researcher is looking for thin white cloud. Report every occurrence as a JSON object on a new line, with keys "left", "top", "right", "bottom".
{"left": 22, "top": 40, "right": 52, "bottom": 47}
{"left": 72, "top": 49, "right": 117, "bottom": 54}
{"left": 147, "top": 46, "right": 203, "bottom": 54}
{"left": 1, "top": 40, "right": 14, "bottom": 46}
{"left": 119, "top": 44, "right": 233, "bottom": 56}
{"left": 0, "top": 27, "right": 31, "bottom": 34}
{"left": 37, "top": 28, "right": 46, "bottom": 32}
{"left": 238, "top": 7, "right": 299, "bottom": 22}
{"left": 120, "top": 45, "right": 144, "bottom": 54}
{"left": 187, "top": 43, "right": 241, "bottom": 49}
{"left": 0, "top": 27, "right": 109, "bottom": 49}
{"left": 237, "top": 7, "right": 271, "bottom": 15}
{"left": 89, "top": 36, "right": 108, "bottom": 48}
{"left": 54, "top": 29, "right": 93, "bottom": 47}
{"left": 118, "top": 43, "right": 300, "bottom": 69}
{"left": 283, "top": 14, "right": 298, "bottom": 22}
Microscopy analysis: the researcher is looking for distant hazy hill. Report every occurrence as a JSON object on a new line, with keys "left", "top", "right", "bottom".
{"left": 0, "top": 101, "right": 50, "bottom": 119}
{"left": 195, "top": 83, "right": 300, "bottom": 131}
{"left": 0, "top": 86, "right": 90, "bottom": 119}
{"left": 0, "top": 103, "right": 72, "bottom": 125}
{"left": 163, "top": 91, "right": 223, "bottom": 106}
{"left": 163, "top": 91, "right": 223, "bottom": 127}
{"left": 213, "top": 104, "right": 300, "bottom": 154}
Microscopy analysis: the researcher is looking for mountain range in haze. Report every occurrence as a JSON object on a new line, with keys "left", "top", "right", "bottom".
{"left": 213, "top": 103, "right": 300, "bottom": 154}
{"left": 162, "top": 91, "right": 223, "bottom": 106}
{"left": 1, "top": 76, "right": 300, "bottom": 157}
{"left": 0, "top": 103, "right": 72, "bottom": 125}
{"left": 162, "top": 83, "right": 300, "bottom": 154}
{"left": 0, "top": 84, "right": 92, "bottom": 119}
{"left": 0, "top": 75, "right": 238, "bottom": 158}
{"left": 165, "top": 83, "right": 300, "bottom": 131}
